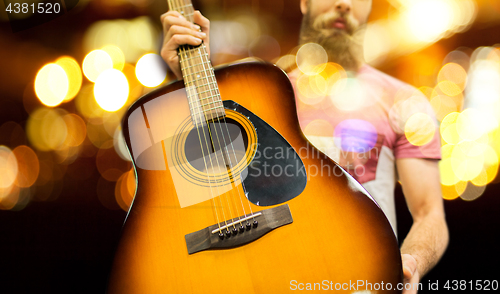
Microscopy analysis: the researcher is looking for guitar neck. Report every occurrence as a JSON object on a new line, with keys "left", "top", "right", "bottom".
{"left": 168, "top": 0, "right": 225, "bottom": 124}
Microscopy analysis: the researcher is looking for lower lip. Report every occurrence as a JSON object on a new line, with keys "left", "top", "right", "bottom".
{"left": 333, "top": 22, "right": 346, "bottom": 29}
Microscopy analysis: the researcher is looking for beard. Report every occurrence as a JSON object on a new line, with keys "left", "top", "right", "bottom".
{"left": 299, "top": 10, "right": 364, "bottom": 71}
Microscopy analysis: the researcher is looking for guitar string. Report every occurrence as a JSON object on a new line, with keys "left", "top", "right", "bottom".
{"left": 169, "top": 0, "right": 225, "bottom": 233}
{"left": 192, "top": 45, "right": 247, "bottom": 229}
{"left": 175, "top": 0, "right": 243, "bottom": 233}
{"left": 196, "top": 46, "right": 255, "bottom": 225}
{"left": 182, "top": 44, "right": 239, "bottom": 233}
{"left": 174, "top": 0, "right": 237, "bottom": 234}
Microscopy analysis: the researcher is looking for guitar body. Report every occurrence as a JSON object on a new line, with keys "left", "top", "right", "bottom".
{"left": 107, "top": 62, "right": 403, "bottom": 293}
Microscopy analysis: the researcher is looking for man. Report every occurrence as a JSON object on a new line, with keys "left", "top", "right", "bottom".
{"left": 160, "top": 0, "right": 449, "bottom": 293}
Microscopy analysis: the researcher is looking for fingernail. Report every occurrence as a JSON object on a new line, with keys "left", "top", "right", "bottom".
{"left": 194, "top": 37, "right": 202, "bottom": 43}
{"left": 193, "top": 24, "right": 201, "bottom": 30}
{"left": 197, "top": 32, "right": 206, "bottom": 38}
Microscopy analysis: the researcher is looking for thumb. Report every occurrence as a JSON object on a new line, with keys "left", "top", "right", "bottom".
{"left": 402, "top": 254, "right": 417, "bottom": 280}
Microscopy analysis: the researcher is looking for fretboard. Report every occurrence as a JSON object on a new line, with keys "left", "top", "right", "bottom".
{"left": 168, "top": 0, "right": 225, "bottom": 125}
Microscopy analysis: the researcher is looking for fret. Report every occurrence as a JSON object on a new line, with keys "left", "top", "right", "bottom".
{"left": 183, "top": 68, "right": 214, "bottom": 77}
{"left": 191, "top": 106, "right": 225, "bottom": 118}
{"left": 188, "top": 95, "right": 222, "bottom": 108}
{"left": 169, "top": 0, "right": 224, "bottom": 120}
{"left": 185, "top": 78, "right": 217, "bottom": 86}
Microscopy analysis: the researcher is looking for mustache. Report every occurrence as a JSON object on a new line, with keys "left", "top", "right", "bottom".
{"left": 312, "top": 11, "right": 357, "bottom": 34}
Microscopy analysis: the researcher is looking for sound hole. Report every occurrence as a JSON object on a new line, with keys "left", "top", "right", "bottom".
{"left": 184, "top": 118, "right": 249, "bottom": 173}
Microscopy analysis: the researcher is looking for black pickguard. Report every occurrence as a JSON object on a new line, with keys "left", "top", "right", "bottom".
{"left": 224, "top": 100, "right": 307, "bottom": 206}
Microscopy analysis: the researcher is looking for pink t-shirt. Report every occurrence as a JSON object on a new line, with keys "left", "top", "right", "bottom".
{"left": 288, "top": 64, "right": 441, "bottom": 232}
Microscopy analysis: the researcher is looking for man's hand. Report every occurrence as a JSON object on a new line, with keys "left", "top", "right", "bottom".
{"left": 402, "top": 254, "right": 420, "bottom": 294}
{"left": 160, "top": 10, "right": 210, "bottom": 80}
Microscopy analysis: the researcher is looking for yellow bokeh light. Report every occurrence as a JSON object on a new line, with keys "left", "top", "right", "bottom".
{"left": 404, "top": 112, "right": 436, "bottom": 146}
{"left": 437, "top": 81, "right": 462, "bottom": 97}
{"left": 406, "top": 0, "right": 453, "bottom": 42}
{"left": 94, "top": 69, "right": 129, "bottom": 112}
{"left": 456, "top": 108, "right": 489, "bottom": 142}
{"left": 296, "top": 73, "right": 326, "bottom": 105}
{"left": 83, "top": 50, "right": 113, "bottom": 82}
{"left": 450, "top": 143, "right": 484, "bottom": 181}
{"left": 439, "top": 157, "right": 460, "bottom": 186}
{"left": 12, "top": 145, "right": 39, "bottom": 188}
{"left": 34, "top": 63, "right": 69, "bottom": 107}
{"left": 0, "top": 146, "right": 18, "bottom": 190}
{"left": 440, "top": 112, "right": 460, "bottom": 145}
{"left": 63, "top": 114, "right": 87, "bottom": 147}
{"left": 441, "top": 181, "right": 466, "bottom": 200}
{"left": 437, "top": 62, "right": 467, "bottom": 91}
{"left": 102, "top": 45, "right": 126, "bottom": 71}
{"left": 26, "top": 108, "right": 68, "bottom": 151}
{"left": 55, "top": 56, "right": 82, "bottom": 102}
{"left": 135, "top": 53, "right": 167, "bottom": 88}
{"left": 296, "top": 43, "right": 328, "bottom": 75}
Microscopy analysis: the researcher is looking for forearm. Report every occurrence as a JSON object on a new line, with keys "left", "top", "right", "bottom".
{"left": 400, "top": 208, "right": 449, "bottom": 277}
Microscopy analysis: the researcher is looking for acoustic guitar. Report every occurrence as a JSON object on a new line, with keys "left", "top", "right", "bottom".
{"left": 107, "top": 0, "right": 403, "bottom": 293}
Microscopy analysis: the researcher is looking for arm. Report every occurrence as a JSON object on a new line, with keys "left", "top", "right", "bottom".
{"left": 160, "top": 10, "right": 210, "bottom": 80}
{"left": 396, "top": 158, "right": 449, "bottom": 293}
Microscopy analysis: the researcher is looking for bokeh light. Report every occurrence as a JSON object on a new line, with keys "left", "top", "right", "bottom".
{"left": 135, "top": 53, "right": 167, "bottom": 87}
{"left": 12, "top": 145, "right": 39, "bottom": 188}
{"left": 404, "top": 112, "right": 436, "bottom": 146}
{"left": 94, "top": 69, "right": 129, "bottom": 112}
{"left": 83, "top": 50, "right": 113, "bottom": 82}
{"left": 34, "top": 64, "right": 69, "bottom": 107}
{"left": 55, "top": 56, "right": 83, "bottom": 102}
{"left": 296, "top": 43, "right": 328, "bottom": 75}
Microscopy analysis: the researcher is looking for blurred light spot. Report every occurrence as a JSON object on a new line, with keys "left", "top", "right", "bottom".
{"left": 94, "top": 69, "right": 129, "bottom": 112}
{"left": 439, "top": 157, "right": 460, "bottom": 186}
{"left": 406, "top": 0, "right": 453, "bottom": 42}
{"left": 296, "top": 73, "right": 326, "bottom": 105}
{"left": 86, "top": 120, "right": 113, "bottom": 149}
{"left": 12, "top": 145, "right": 39, "bottom": 188}
{"left": 460, "top": 182, "right": 486, "bottom": 201}
{"left": 135, "top": 53, "right": 166, "bottom": 87}
{"left": 296, "top": 43, "right": 327, "bottom": 75}
{"left": 451, "top": 143, "right": 484, "bottom": 181}
{"left": 102, "top": 45, "right": 125, "bottom": 71}
{"left": 363, "top": 22, "right": 392, "bottom": 65}
{"left": 441, "top": 181, "right": 466, "bottom": 200}
{"left": 35, "top": 64, "right": 69, "bottom": 107}
{"left": 0, "top": 146, "right": 18, "bottom": 189}
{"left": 437, "top": 63, "right": 467, "bottom": 92}
{"left": 456, "top": 108, "right": 490, "bottom": 142}
{"left": 83, "top": 50, "right": 113, "bottom": 82}
{"left": 75, "top": 85, "right": 105, "bottom": 119}
{"left": 115, "top": 169, "right": 136, "bottom": 211}
{"left": 437, "top": 81, "right": 462, "bottom": 97}
{"left": 26, "top": 108, "right": 68, "bottom": 151}
{"left": 331, "top": 78, "right": 372, "bottom": 112}
{"left": 405, "top": 112, "right": 436, "bottom": 146}
{"left": 440, "top": 112, "right": 460, "bottom": 145}
{"left": 0, "top": 185, "right": 20, "bottom": 210}
{"left": 334, "top": 120, "right": 377, "bottom": 153}
{"left": 55, "top": 56, "right": 82, "bottom": 102}
{"left": 275, "top": 54, "right": 296, "bottom": 71}
{"left": 84, "top": 17, "right": 158, "bottom": 63}
{"left": 63, "top": 114, "right": 87, "bottom": 147}
{"left": 304, "top": 120, "right": 334, "bottom": 137}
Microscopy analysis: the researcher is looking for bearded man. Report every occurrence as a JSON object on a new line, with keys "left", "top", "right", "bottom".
{"left": 160, "top": 1, "right": 449, "bottom": 293}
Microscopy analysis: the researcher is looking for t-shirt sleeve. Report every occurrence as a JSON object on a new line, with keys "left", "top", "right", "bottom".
{"left": 394, "top": 128, "right": 441, "bottom": 160}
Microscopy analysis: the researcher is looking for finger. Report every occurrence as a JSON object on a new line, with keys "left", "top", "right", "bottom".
{"left": 165, "top": 25, "right": 206, "bottom": 42}
{"left": 161, "top": 13, "right": 200, "bottom": 35}
{"left": 193, "top": 10, "right": 210, "bottom": 32}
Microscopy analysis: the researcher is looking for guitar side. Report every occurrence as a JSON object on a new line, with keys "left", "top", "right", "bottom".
{"left": 107, "top": 62, "right": 403, "bottom": 293}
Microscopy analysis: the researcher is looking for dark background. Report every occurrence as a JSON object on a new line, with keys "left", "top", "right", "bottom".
{"left": 1, "top": 0, "right": 500, "bottom": 293}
